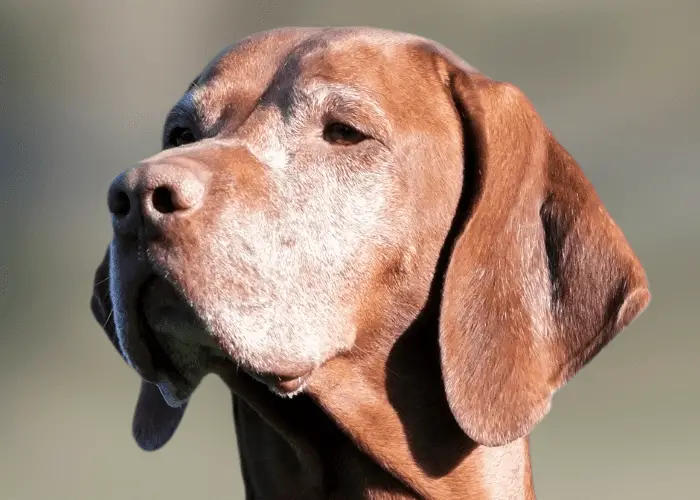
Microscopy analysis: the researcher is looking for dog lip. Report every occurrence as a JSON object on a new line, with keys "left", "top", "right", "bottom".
{"left": 275, "top": 374, "right": 310, "bottom": 394}
{"left": 156, "top": 379, "right": 195, "bottom": 408}
{"left": 250, "top": 370, "right": 312, "bottom": 395}
{"left": 133, "top": 276, "right": 192, "bottom": 389}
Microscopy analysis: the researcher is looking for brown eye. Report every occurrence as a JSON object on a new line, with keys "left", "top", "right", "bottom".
{"left": 323, "top": 122, "right": 368, "bottom": 146}
{"left": 168, "top": 127, "right": 196, "bottom": 148}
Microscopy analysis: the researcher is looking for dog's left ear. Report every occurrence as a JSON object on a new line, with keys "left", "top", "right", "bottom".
{"left": 90, "top": 249, "right": 188, "bottom": 451}
{"left": 437, "top": 62, "right": 650, "bottom": 447}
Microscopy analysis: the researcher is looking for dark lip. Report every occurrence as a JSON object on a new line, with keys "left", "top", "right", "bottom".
{"left": 120, "top": 265, "right": 311, "bottom": 398}
{"left": 133, "top": 275, "right": 191, "bottom": 390}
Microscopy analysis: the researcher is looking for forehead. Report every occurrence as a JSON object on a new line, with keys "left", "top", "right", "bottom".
{"left": 181, "top": 28, "right": 443, "bottom": 129}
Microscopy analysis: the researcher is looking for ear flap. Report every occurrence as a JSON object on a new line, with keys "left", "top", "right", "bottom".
{"left": 91, "top": 249, "right": 188, "bottom": 451}
{"left": 438, "top": 68, "right": 650, "bottom": 447}
{"left": 132, "top": 381, "right": 188, "bottom": 451}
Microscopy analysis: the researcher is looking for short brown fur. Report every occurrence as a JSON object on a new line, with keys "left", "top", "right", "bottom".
{"left": 91, "top": 27, "right": 650, "bottom": 499}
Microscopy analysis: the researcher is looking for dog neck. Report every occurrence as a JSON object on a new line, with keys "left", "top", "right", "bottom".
{"left": 306, "top": 336, "right": 537, "bottom": 499}
{"left": 226, "top": 320, "right": 537, "bottom": 499}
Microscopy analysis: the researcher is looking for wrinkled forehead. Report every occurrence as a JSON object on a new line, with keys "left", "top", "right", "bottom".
{"left": 172, "top": 28, "right": 443, "bottom": 132}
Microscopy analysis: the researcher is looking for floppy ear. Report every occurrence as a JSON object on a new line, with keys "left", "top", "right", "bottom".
{"left": 131, "top": 381, "right": 188, "bottom": 451}
{"left": 438, "top": 68, "right": 650, "bottom": 447}
{"left": 91, "top": 249, "right": 188, "bottom": 451}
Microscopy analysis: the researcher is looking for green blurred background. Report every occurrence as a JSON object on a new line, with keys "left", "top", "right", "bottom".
{"left": 1, "top": 1, "right": 698, "bottom": 499}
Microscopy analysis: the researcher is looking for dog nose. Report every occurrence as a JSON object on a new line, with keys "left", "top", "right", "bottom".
{"left": 108, "top": 161, "right": 206, "bottom": 237}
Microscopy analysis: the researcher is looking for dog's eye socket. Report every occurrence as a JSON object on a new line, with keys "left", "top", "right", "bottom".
{"left": 168, "top": 127, "right": 197, "bottom": 148}
{"left": 323, "top": 122, "right": 367, "bottom": 146}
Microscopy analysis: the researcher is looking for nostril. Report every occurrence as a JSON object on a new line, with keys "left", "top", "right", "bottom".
{"left": 151, "top": 186, "right": 177, "bottom": 214}
{"left": 110, "top": 190, "right": 131, "bottom": 218}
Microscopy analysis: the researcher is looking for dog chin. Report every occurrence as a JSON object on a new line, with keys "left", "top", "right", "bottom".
{"left": 248, "top": 371, "right": 311, "bottom": 398}
{"left": 268, "top": 382, "right": 307, "bottom": 399}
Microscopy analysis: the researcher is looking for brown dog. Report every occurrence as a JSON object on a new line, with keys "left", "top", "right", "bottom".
{"left": 90, "top": 27, "right": 650, "bottom": 499}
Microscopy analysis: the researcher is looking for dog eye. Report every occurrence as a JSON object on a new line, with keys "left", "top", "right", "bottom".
{"left": 167, "top": 127, "right": 197, "bottom": 148}
{"left": 323, "top": 122, "right": 368, "bottom": 146}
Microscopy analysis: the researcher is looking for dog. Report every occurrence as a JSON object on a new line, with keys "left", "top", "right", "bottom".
{"left": 90, "top": 27, "right": 650, "bottom": 499}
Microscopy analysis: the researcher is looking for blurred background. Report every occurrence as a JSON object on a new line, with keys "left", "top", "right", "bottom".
{"left": 1, "top": 0, "right": 698, "bottom": 499}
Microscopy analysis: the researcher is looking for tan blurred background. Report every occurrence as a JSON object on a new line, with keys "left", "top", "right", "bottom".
{"left": 1, "top": 0, "right": 698, "bottom": 499}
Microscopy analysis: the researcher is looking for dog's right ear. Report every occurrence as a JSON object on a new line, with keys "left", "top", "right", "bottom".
{"left": 132, "top": 381, "right": 188, "bottom": 451}
{"left": 90, "top": 248, "right": 188, "bottom": 451}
